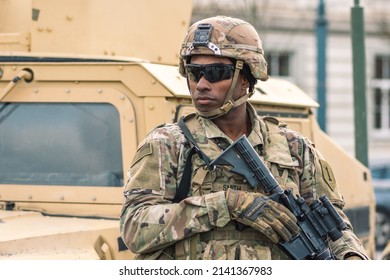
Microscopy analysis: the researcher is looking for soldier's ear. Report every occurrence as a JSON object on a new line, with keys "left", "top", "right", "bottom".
{"left": 241, "top": 75, "right": 250, "bottom": 90}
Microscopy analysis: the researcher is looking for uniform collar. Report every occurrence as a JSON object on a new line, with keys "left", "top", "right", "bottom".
{"left": 196, "top": 103, "right": 264, "bottom": 148}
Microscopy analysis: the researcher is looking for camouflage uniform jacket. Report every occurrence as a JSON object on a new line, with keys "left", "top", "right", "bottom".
{"left": 120, "top": 103, "right": 369, "bottom": 260}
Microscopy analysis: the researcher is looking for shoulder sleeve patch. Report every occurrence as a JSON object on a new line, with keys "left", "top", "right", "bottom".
{"left": 319, "top": 159, "right": 336, "bottom": 191}
{"left": 131, "top": 142, "right": 153, "bottom": 167}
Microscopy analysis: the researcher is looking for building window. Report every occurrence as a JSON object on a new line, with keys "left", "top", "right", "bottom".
{"left": 265, "top": 51, "right": 292, "bottom": 78}
{"left": 372, "top": 55, "right": 390, "bottom": 137}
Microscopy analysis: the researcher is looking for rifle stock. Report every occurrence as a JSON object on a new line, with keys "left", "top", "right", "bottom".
{"left": 210, "top": 135, "right": 347, "bottom": 260}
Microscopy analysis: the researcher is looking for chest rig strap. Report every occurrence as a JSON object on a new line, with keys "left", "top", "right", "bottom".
{"left": 172, "top": 115, "right": 213, "bottom": 203}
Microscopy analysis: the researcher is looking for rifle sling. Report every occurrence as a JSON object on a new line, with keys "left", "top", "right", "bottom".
{"left": 172, "top": 116, "right": 212, "bottom": 203}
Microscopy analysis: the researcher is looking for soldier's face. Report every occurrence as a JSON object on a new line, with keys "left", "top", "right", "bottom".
{"left": 187, "top": 55, "right": 245, "bottom": 113}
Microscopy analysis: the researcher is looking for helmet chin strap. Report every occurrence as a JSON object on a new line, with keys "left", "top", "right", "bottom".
{"left": 195, "top": 60, "right": 249, "bottom": 119}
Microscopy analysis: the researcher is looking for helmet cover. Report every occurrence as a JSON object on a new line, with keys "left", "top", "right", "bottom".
{"left": 179, "top": 16, "right": 268, "bottom": 81}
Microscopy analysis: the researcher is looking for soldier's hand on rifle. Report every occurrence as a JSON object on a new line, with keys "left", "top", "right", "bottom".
{"left": 225, "top": 189, "right": 300, "bottom": 244}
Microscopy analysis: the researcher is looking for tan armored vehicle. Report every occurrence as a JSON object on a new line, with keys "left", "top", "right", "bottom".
{"left": 0, "top": 0, "right": 376, "bottom": 259}
{"left": 382, "top": 240, "right": 390, "bottom": 260}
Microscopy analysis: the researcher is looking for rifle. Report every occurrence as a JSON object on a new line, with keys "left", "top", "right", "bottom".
{"left": 210, "top": 135, "right": 347, "bottom": 260}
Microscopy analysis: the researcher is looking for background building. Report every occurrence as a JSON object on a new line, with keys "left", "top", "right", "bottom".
{"left": 192, "top": 0, "right": 390, "bottom": 167}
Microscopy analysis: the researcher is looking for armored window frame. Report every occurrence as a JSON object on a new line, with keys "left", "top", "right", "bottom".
{"left": 0, "top": 102, "right": 124, "bottom": 187}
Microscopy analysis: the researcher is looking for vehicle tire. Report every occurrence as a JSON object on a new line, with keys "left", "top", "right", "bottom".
{"left": 375, "top": 209, "right": 390, "bottom": 249}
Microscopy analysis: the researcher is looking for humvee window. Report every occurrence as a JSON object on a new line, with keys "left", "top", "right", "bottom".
{"left": 0, "top": 103, "right": 123, "bottom": 187}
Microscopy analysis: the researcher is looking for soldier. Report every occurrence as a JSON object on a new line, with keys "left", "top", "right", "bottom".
{"left": 120, "top": 16, "right": 369, "bottom": 260}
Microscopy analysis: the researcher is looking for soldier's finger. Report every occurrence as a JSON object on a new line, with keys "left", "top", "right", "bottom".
{"left": 263, "top": 213, "right": 294, "bottom": 242}
{"left": 252, "top": 218, "right": 280, "bottom": 244}
{"left": 270, "top": 201, "right": 297, "bottom": 222}
{"left": 279, "top": 213, "right": 300, "bottom": 235}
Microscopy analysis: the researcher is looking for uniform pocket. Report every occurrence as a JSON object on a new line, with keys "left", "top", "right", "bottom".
{"left": 239, "top": 244, "right": 271, "bottom": 260}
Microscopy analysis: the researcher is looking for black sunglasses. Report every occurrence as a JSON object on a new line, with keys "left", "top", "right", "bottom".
{"left": 185, "top": 63, "right": 235, "bottom": 83}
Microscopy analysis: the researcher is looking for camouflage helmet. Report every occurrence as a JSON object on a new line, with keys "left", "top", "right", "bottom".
{"left": 179, "top": 15, "right": 268, "bottom": 81}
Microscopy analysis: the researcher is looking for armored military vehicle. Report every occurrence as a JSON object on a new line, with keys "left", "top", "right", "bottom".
{"left": 0, "top": 0, "right": 376, "bottom": 259}
{"left": 382, "top": 241, "right": 390, "bottom": 259}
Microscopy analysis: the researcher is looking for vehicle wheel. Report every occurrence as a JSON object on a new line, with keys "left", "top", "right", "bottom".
{"left": 375, "top": 210, "right": 390, "bottom": 249}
